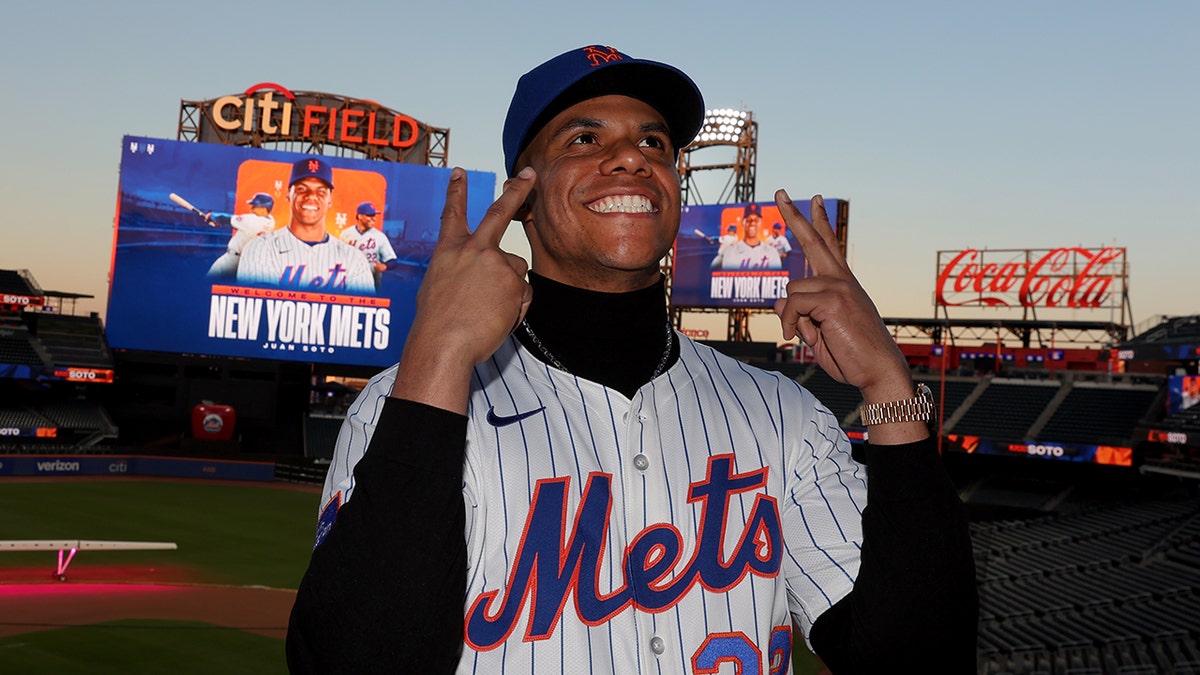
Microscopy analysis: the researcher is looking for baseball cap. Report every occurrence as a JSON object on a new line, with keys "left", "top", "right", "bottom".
{"left": 743, "top": 203, "right": 762, "bottom": 218}
{"left": 356, "top": 201, "right": 379, "bottom": 216}
{"left": 289, "top": 157, "right": 335, "bottom": 189}
{"left": 502, "top": 45, "right": 705, "bottom": 176}
{"left": 247, "top": 193, "right": 274, "bottom": 209}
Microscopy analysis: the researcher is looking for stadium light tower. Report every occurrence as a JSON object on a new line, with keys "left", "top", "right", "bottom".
{"left": 678, "top": 108, "right": 757, "bottom": 205}
{"left": 664, "top": 108, "right": 759, "bottom": 341}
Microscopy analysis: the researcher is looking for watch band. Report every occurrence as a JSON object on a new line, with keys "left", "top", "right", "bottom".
{"left": 859, "top": 383, "right": 935, "bottom": 426}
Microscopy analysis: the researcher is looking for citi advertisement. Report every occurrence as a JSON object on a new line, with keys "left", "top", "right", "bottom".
{"left": 671, "top": 200, "right": 843, "bottom": 308}
{"left": 107, "top": 136, "right": 494, "bottom": 368}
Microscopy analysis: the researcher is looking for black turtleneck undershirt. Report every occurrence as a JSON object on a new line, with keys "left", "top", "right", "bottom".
{"left": 514, "top": 271, "right": 679, "bottom": 398}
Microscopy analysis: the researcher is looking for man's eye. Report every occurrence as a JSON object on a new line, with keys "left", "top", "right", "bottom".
{"left": 570, "top": 133, "right": 598, "bottom": 145}
{"left": 639, "top": 136, "right": 667, "bottom": 150}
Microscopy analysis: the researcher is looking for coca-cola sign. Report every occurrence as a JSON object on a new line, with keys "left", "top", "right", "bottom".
{"left": 936, "top": 247, "right": 1125, "bottom": 309}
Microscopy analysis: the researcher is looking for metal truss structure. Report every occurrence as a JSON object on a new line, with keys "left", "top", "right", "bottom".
{"left": 667, "top": 109, "right": 760, "bottom": 341}
{"left": 884, "top": 317, "right": 1130, "bottom": 349}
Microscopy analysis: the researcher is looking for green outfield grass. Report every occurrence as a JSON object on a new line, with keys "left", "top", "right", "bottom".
{"left": 0, "top": 478, "right": 829, "bottom": 673}
{"left": 0, "top": 480, "right": 317, "bottom": 588}
{"left": 0, "top": 619, "right": 286, "bottom": 674}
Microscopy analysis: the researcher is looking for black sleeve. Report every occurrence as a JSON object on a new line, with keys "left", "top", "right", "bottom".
{"left": 808, "top": 438, "right": 979, "bottom": 673}
{"left": 287, "top": 397, "right": 469, "bottom": 674}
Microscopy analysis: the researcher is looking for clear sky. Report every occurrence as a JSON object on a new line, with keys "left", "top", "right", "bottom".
{"left": 2, "top": 0, "right": 1195, "bottom": 342}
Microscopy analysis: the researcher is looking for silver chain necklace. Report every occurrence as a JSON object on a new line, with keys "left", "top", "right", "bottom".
{"left": 520, "top": 318, "right": 675, "bottom": 378}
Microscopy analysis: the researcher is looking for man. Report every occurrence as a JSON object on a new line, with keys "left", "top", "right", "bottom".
{"left": 767, "top": 220, "right": 793, "bottom": 260}
{"left": 288, "top": 45, "right": 977, "bottom": 673}
{"left": 205, "top": 192, "right": 276, "bottom": 280}
{"left": 339, "top": 201, "right": 397, "bottom": 291}
{"left": 710, "top": 202, "right": 783, "bottom": 270}
{"left": 236, "top": 158, "right": 375, "bottom": 294}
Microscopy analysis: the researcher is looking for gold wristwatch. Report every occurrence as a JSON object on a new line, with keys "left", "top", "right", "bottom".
{"left": 859, "top": 383, "right": 935, "bottom": 426}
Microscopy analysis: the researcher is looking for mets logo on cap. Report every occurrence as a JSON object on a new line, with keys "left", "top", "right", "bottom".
{"left": 582, "top": 45, "right": 624, "bottom": 67}
{"left": 289, "top": 156, "right": 335, "bottom": 188}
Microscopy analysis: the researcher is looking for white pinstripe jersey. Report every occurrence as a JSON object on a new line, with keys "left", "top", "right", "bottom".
{"left": 237, "top": 227, "right": 375, "bottom": 294}
{"left": 339, "top": 226, "right": 398, "bottom": 266}
{"left": 320, "top": 333, "right": 866, "bottom": 674}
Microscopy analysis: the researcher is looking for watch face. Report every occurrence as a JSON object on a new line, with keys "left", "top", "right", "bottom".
{"left": 917, "top": 383, "right": 937, "bottom": 426}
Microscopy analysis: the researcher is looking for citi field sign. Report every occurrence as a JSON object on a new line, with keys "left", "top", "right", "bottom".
{"left": 936, "top": 247, "right": 1126, "bottom": 310}
{"left": 183, "top": 84, "right": 442, "bottom": 162}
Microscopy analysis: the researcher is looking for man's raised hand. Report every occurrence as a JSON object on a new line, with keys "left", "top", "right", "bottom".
{"left": 391, "top": 167, "right": 536, "bottom": 413}
{"left": 772, "top": 191, "right": 912, "bottom": 405}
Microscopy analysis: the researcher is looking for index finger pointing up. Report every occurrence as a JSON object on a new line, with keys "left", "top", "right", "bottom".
{"left": 473, "top": 166, "right": 537, "bottom": 248}
{"left": 774, "top": 189, "right": 849, "bottom": 276}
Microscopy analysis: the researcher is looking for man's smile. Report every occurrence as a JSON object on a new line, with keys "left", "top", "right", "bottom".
{"left": 585, "top": 194, "right": 655, "bottom": 214}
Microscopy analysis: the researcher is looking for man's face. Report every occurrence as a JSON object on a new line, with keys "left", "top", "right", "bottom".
{"left": 356, "top": 212, "right": 375, "bottom": 232}
{"left": 517, "top": 95, "right": 682, "bottom": 292}
{"left": 289, "top": 178, "right": 333, "bottom": 228}
{"left": 744, "top": 214, "right": 762, "bottom": 242}
{"left": 250, "top": 205, "right": 270, "bottom": 217}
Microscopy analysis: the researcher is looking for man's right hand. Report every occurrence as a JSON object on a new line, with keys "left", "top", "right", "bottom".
{"left": 391, "top": 166, "right": 536, "bottom": 413}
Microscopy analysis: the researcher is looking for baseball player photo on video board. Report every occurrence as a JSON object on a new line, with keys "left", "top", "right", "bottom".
{"left": 106, "top": 135, "right": 495, "bottom": 368}
{"left": 671, "top": 200, "right": 843, "bottom": 308}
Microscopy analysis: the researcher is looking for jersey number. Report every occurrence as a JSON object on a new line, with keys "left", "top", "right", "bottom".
{"left": 691, "top": 626, "right": 792, "bottom": 675}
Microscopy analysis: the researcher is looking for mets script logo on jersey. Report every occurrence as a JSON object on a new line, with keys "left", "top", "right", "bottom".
{"left": 583, "top": 45, "right": 623, "bottom": 67}
{"left": 464, "top": 454, "right": 782, "bottom": 649}
{"left": 279, "top": 263, "right": 353, "bottom": 289}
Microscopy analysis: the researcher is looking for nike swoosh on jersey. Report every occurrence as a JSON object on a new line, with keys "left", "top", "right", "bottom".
{"left": 486, "top": 406, "right": 547, "bottom": 427}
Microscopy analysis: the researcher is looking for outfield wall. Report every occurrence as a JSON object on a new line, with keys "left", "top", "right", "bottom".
{"left": 0, "top": 454, "right": 274, "bottom": 481}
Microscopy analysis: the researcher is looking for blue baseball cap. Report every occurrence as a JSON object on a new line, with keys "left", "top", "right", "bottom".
{"left": 743, "top": 203, "right": 762, "bottom": 218}
{"left": 289, "top": 157, "right": 335, "bottom": 189}
{"left": 247, "top": 193, "right": 274, "bottom": 210}
{"left": 356, "top": 201, "right": 379, "bottom": 216}
{"left": 502, "top": 45, "right": 704, "bottom": 176}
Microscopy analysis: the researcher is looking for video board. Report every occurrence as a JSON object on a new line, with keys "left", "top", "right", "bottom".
{"left": 106, "top": 136, "right": 495, "bottom": 368}
{"left": 671, "top": 200, "right": 844, "bottom": 308}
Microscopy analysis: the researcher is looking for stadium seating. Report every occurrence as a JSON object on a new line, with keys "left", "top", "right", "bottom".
{"left": 975, "top": 498, "right": 1200, "bottom": 674}
{"left": 0, "top": 319, "right": 46, "bottom": 367}
{"left": 795, "top": 366, "right": 863, "bottom": 423}
{"left": 1037, "top": 384, "right": 1161, "bottom": 445}
{"left": 950, "top": 380, "right": 1062, "bottom": 441}
{"left": 27, "top": 314, "right": 113, "bottom": 369}
{"left": 916, "top": 376, "right": 984, "bottom": 422}
{"left": 0, "top": 269, "right": 38, "bottom": 295}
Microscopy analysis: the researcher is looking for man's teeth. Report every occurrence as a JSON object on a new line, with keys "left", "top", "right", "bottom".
{"left": 588, "top": 195, "right": 653, "bottom": 214}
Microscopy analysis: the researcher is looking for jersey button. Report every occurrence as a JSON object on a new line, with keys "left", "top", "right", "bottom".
{"left": 633, "top": 454, "right": 650, "bottom": 471}
{"left": 649, "top": 636, "right": 665, "bottom": 655}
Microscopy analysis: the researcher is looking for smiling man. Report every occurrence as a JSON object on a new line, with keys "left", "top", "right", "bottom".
{"left": 236, "top": 157, "right": 375, "bottom": 294}
{"left": 288, "top": 45, "right": 978, "bottom": 674}
{"left": 711, "top": 202, "right": 782, "bottom": 270}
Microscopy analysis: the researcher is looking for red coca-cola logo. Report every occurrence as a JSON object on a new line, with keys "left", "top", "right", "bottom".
{"left": 936, "top": 247, "right": 1123, "bottom": 309}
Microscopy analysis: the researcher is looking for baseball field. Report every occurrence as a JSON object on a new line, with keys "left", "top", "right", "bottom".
{"left": 0, "top": 477, "right": 829, "bottom": 674}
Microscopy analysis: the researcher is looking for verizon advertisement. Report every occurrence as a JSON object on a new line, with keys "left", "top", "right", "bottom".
{"left": 936, "top": 247, "right": 1126, "bottom": 310}
{"left": 671, "top": 200, "right": 844, "bottom": 308}
{"left": 107, "top": 136, "right": 494, "bottom": 368}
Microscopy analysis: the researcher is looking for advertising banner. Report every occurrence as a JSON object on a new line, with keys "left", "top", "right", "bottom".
{"left": 0, "top": 454, "right": 274, "bottom": 481}
{"left": 936, "top": 247, "right": 1126, "bottom": 310}
{"left": 106, "top": 136, "right": 495, "bottom": 368}
{"left": 671, "top": 200, "right": 843, "bottom": 308}
{"left": 1167, "top": 375, "right": 1200, "bottom": 416}
{"left": 945, "top": 434, "right": 1133, "bottom": 467}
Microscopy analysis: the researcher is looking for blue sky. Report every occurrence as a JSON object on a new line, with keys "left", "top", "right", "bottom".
{"left": 2, "top": 0, "right": 1195, "bottom": 342}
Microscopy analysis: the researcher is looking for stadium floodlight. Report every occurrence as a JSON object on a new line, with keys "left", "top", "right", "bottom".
{"left": 689, "top": 108, "right": 752, "bottom": 147}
